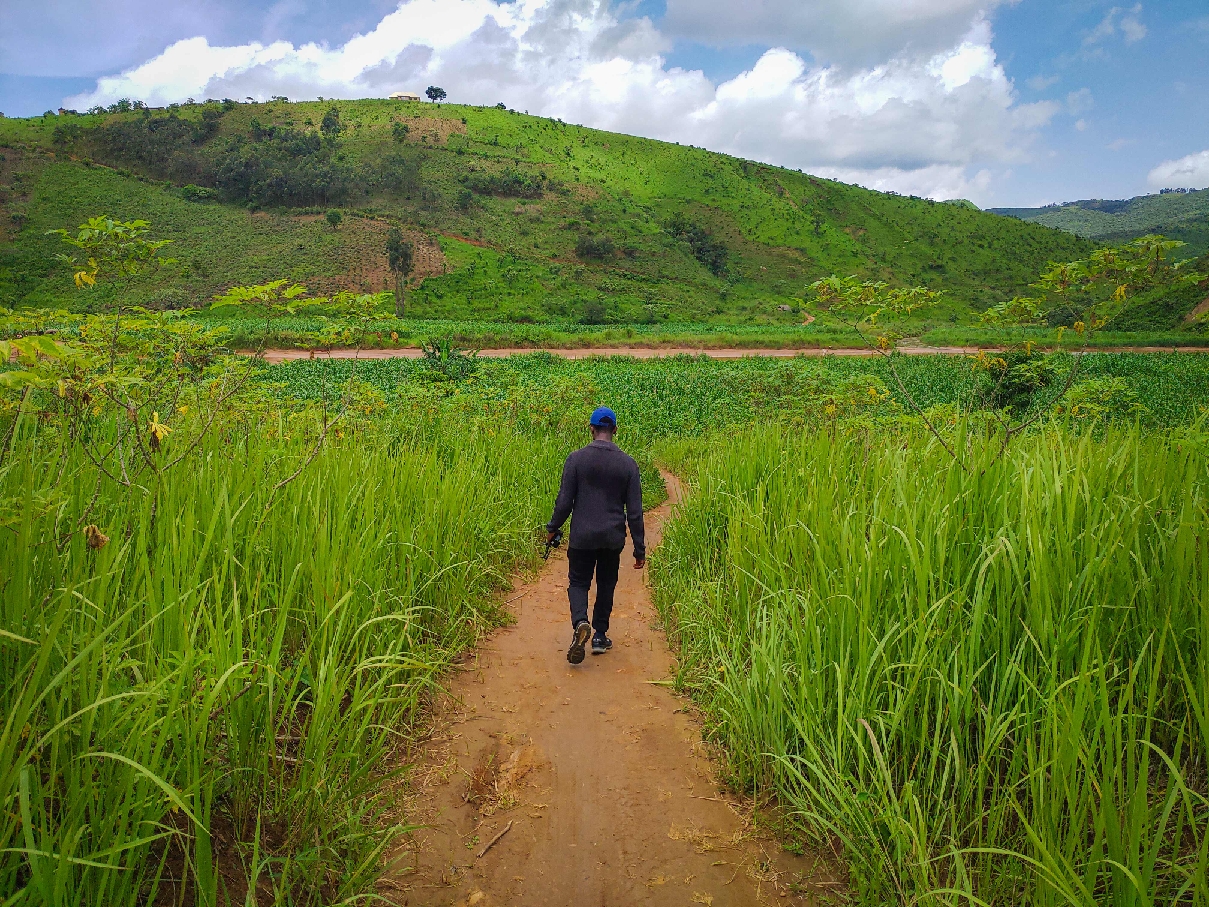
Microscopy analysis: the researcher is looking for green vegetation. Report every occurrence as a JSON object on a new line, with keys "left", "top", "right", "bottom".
{"left": 2, "top": 98, "right": 1096, "bottom": 327}
{"left": 5, "top": 101, "right": 1209, "bottom": 907}
{"left": 0, "top": 278, "right": 665, "bottom": 900}
{"left": 274, "top": 350, "right": 1209, "bottom": 431}
{"left": 193, "top": 313, "right": 862, "bottom": 349}
{"left": 5, "top": 278, "right": 1209, "bottom": 901}
{"left": 653, "top": 423, "right": 1209, "bottom": 905}
{"left": 0, "top": 408, "right": 581, "bottom": 903}
{"left": 993, "top": 188, "right": 1209, "bottom": 258}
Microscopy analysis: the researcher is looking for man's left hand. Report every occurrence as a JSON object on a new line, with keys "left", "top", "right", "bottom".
{"left": 634, "top": 558, "right": 646, "bottom": 570}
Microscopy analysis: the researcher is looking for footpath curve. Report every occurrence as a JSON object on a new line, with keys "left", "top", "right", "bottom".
{"left": 260, "top": 345, "right": 1209, "bottom": 364}
{"left": 378, "top": 473, "right": 837, "bottom": 906}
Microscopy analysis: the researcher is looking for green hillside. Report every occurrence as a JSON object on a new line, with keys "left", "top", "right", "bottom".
{"left": 991, "top": 189, "right": 1209, "bottom": 258}
{"left": 0, "top": 98, "right": 1096, "bottom": 330}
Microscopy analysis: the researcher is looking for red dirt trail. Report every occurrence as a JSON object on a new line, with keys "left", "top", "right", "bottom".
{"left": 377, "top": 473, "right": 838, "bottom": 906}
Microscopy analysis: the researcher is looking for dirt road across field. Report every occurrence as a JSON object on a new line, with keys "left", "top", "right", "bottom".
{"left": 377, "top": 473, "right": 838, "bottom": 906}
{"left": 260, "top": 345, "right": 1209, "bottom": 364}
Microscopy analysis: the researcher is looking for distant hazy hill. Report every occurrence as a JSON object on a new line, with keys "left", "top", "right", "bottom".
{"left": 2, "top": 99, "right": 1093, "bottom": 324}
{"left": 991, "top": 189, "right": 1209, "bottom": 258}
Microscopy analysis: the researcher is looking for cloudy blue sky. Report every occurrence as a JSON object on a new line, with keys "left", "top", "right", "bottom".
{"left": 1, "top": 0, "right": 1206, "bottom": 207}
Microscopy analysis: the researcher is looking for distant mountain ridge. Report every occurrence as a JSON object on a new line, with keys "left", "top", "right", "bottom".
{"left": 991, "top": 188, "right": 1209, "bottom": 258}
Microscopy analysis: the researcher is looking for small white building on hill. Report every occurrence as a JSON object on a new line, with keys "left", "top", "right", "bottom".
{"left": 389, "top": 92, "right": 422, "bottom": 102}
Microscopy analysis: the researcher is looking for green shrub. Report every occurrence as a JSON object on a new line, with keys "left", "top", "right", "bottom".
{"left": 575, "top": 233, "right": 614, "bottom": 260}
{"left": 180, "top": 183, "right": 216, "bottom": 202}
{"left": 463, "top": 167, "right": 545, "bottom": 198}
{"left": 666, "top": 214, "right": 728, "bottom": 276}
{"left": 580, "top": 299, "right": 607, "bottom": 324}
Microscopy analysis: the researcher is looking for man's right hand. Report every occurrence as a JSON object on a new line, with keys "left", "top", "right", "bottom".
{"left": 634, "top": 558, "right": 646, "bottom": 570}
{"left": 546, "top": 530, "right": 558, "bottom": 545}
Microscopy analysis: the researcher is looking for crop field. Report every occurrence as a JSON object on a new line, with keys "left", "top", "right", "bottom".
{"left": 190, "top": 311, "right": 862, "bottom": 351}
{"left": 185, "top": 311, "right": 1209, "bottom": 352}
{"left": 269, "top": 350, "right": 1209, "bottom": 432}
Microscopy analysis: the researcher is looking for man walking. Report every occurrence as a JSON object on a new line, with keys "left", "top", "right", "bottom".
{"left": 546, "top": 406, "right": 646, "bottom": 665}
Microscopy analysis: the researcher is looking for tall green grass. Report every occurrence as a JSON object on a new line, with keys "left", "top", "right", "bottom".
{"left": 653, "top": 424, "right": 1209, "bottom": 905}
{"left": 1, "top": 415, "right": 564, "bottom": 904}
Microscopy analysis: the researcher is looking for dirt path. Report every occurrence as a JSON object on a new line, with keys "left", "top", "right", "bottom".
{"left": 261, "top": 345, "right": 1209, "bottom": 363}
{"left": 377, "top": 473, "right": 837, "bottom": 906}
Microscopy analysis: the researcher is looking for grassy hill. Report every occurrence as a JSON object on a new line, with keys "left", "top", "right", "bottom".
{"left": 0, "top": 97, "right": 1155, "bottom": 336}
{"left": 991, "top": 189, "right": 1209, "bottom": 258}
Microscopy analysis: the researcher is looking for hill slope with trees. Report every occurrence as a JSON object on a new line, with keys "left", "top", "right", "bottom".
{"left": 991, "top": 189, "right": 1209, "bottom": 259}
{"left": 0, "top": 97, "right": 1125, "bottom": 329}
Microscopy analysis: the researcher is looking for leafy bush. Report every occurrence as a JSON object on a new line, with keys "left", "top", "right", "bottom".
{"left": 180, "top": 184, "right": 217, "bottom": 202}
{"left": 463, "top": 167, "right": 546, "bottom": 198}
{"left": 1054, "top": 376, "right": 1146, "bottom": 420}
{"left": 50, "top": 122, "right": 82, "bottom": 149}
{"left": 666, "top": 214, "right": 728, "bottom": 277}
{"left": 320, "top": 106, "right": 343, "bottom": 139}
{"left": 418, "top": 338, "right": 479, "bottom": 380}
{"left": 971, "top": 349, "right": 1058, "bottom": 414}
{"left": 575, "top": 233, "right": 614, "bottom": 260}
{"left": 580, "top": 299, "right": 607, "bottom": 324}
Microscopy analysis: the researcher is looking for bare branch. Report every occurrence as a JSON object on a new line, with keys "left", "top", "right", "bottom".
{"left": 833, "top": 312, "right": 964, "bottom": 465}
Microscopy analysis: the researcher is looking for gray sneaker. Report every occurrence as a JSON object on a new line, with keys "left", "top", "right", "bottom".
{"left": 591, "top": 633, "right": 613, "bottom": 655}
{"left": 567, "top": 621, "right": 591, "bottom": 665}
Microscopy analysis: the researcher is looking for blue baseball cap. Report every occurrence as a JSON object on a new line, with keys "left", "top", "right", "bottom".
{"left": 590, "top": 406, "right": 617, "bottom": 428}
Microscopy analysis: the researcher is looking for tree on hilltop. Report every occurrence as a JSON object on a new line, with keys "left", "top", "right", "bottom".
{"left": 425, "top": 86, "right": 447, "bottom": 103}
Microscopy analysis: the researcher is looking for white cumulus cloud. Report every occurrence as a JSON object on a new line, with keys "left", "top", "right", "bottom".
{"left": 64, "top": 0, "right": 1054, "bottom": 204}
{"left": 814, "top": 165, "right": 993, "bottom": 201}
{"left": 662, "top": 0, "right": 1015, "bottom": 66}
{"left": 1148, "top": 150, "right": 1209, "bottom": 190}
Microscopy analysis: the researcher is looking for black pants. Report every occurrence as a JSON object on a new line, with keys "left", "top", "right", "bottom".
{"left": 566, "top": 547, "right": 621, "bottom": 634}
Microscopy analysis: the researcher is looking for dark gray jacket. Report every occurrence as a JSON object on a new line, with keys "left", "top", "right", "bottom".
{"left": 547, "top": 440, "right": 645, "bottom": 559}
